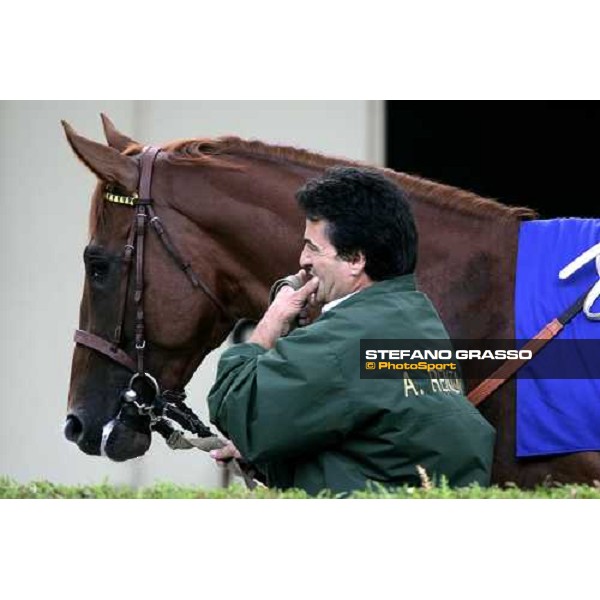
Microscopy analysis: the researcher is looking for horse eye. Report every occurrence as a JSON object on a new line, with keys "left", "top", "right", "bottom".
{"left": 87, "top": 260, "right": 109, "bottom": 282}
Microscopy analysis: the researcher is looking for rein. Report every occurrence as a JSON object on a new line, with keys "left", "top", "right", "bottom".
{"left": 73, "top": 147, "right": 248, "bottom": 464}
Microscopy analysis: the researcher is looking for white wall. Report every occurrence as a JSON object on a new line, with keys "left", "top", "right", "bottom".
{"left": 0, "top": 100, "right": 384, "bottom": 488}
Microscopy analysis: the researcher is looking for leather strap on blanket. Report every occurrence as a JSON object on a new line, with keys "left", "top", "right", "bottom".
{"left": 467, "top": 290, "right": 588, "bottom": 407}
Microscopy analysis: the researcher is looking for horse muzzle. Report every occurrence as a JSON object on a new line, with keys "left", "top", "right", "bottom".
{"left": 99, "top": 415, "right": 152, "bottom": 461}
{"left": 65, "top": 402, "right": 152, "bottom": 461}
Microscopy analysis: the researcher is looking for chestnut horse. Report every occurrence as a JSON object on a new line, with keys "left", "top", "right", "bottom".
{"left": 63, "top": 114, "right": 600, "bottom": 488}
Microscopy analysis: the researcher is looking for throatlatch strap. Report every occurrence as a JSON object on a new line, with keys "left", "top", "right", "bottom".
{"left": 146, "top": 204, "right": 235, "bottom": 320}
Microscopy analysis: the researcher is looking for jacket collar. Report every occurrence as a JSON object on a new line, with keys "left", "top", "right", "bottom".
{"left": 321, "top": 273, "right": 417, "bottom": 314}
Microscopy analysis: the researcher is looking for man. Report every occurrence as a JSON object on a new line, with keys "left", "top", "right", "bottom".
{"left": 208, "top": 166, "right": 495, "bottom": 496}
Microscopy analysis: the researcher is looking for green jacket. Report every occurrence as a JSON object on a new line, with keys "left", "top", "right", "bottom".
{"left": 208, "top": 274, "right": 495, "bottom": 496}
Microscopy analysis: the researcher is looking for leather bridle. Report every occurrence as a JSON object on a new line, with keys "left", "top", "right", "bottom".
{"left": 73, "top": 146, "right": 236, "bottom": 442}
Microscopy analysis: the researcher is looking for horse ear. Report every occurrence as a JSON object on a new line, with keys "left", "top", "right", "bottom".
{"left": 62, "top": 120, "right": 138, "bottom": 193}
{"left": 100, "top": 113, "right": 139, "bottom": 152}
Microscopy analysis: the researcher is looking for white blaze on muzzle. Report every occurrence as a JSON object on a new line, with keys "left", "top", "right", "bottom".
{"left": 100, "top": 419, "right": 117, "bottom": 458}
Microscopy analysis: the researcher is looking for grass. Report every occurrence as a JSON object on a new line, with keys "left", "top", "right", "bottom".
{"left": 1, "top": 476, "right": 599, "bottom": 499}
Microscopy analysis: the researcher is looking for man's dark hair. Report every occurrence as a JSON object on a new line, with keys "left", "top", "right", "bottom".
{"left": 296, "top": 166, "right": 418, "bottom": 280}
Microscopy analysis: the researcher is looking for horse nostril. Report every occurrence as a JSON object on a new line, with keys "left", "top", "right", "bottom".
{"left": 64, "top": 414, "right": 83, "bottom": 443}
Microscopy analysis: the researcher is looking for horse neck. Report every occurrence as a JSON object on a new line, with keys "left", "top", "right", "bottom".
{"left": 165, "top": 152, "right": 525, "bottom": 339}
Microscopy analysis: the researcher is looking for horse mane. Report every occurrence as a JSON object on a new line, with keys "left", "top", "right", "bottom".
{"left": 90, "top": 136, "right": 537, "bottom": 237}
{"left": 159, "top": 137, "right": 538, "bottom": 221}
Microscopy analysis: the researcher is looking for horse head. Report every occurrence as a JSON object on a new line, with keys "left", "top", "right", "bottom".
{"left": 63, "top": 116, "right": 303, "bottom": 461}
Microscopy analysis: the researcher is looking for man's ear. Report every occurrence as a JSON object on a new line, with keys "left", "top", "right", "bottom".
{"left": 348, "top": 250, "right": 367, "bottom": 275}
{"left": 62, "top": 120, "right": 139, "bottom": 193}
{"left": 100, "top": 113, "right": 139, "bottom": 152}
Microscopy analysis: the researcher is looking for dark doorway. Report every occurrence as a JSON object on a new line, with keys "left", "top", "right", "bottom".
{"left": 385, "top": 101, "right": 599, "bottom": 218}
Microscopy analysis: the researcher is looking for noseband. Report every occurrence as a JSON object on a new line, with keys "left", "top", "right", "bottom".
{"left": 74, "top": 146, "right": 236, "bottom": 446}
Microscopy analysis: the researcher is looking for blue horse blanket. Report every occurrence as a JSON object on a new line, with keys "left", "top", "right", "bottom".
{"left": 515, "top": 218, "right": 600, "bottom": 457}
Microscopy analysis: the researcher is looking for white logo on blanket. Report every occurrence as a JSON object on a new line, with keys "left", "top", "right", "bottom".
{"left": 559, "top": 241, "right": 600, "bottom": 320}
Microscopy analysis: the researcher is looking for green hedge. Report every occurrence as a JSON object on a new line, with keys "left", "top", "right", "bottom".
{"left": 1, "top": 476, "right": 599, "bottom": 498}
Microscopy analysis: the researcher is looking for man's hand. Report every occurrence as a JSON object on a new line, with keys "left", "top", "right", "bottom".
{"left": 209, "top": 441, "right": 242, "bottom": 467}
{"left": 249, "top": 269, "right": 320, "bottom": 349}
